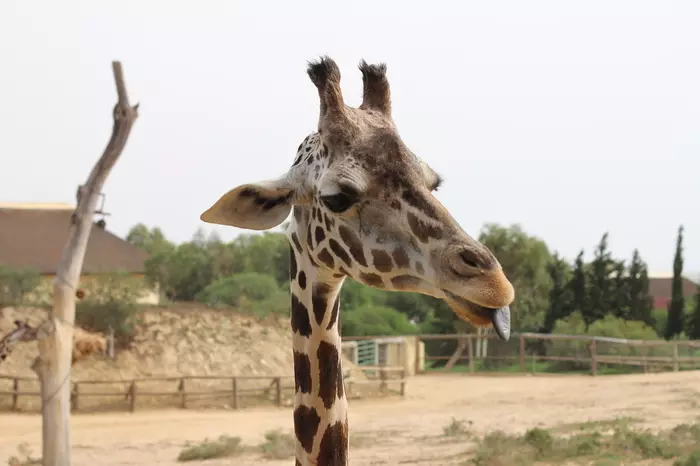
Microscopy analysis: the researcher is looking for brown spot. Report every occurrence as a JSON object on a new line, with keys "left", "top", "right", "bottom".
{"left": 294, "top": 405, "right": 321, "bottom": 454}
{"left": 317, "top": 420, "right": 348, "bottom": 466}
{"left": 312, "top": 283, "right": 331, "bottom": 326}
{"left": 328, "top": 239, "right": 352, "bottom": 267}
{"left": 360, "top": 273, "right": 384, "bottom": 288}
{"left": 317, "top": 248, "right": 335, "bottom": 269}
{"left": 296, "top": 461, "right": 302, "bottom": 466}
{"left": 407, "top": 212, "right": 443, "bottom": 243}
{"left": 291, "top": 233, "right": 303, "bottom": 253}
{"left": 309, "top": 255, "right": 320, "bottom": 268}
{"left": 324, "top": 214, "right": 332, "bottom": 231}
{"left": 390, "top": 199, "right": 401, "bottom": 210}
{"left": 326, "top": 296, "right": 340, "bottom": 330}
{"left": 291, "top": 294, "right": 312, "bottom": 337}
{"left": 293, "top": 351, "right": 312, "bottom": 394}
{"left": 339, "top": 267, "right": 350, "bottom": 276}
{"left": 402, "top": 189, "right": 439, "bottom": 219}
{"left": 391, "top": 275, "right": 423, "bottom": 290}
{"left": 392, "top": 247, "right": 410, "bottom": 269}
{"left": 371, "top": 249, "right": 393, "bottom": 273}
{"left": 307, "top": 224, "right": 314, "bottom": 249}
{"left": 289, "top": 246, "right": 297, "bottom": 281}
{"left": 298, "top": 271, "right": 307, "bottom": 290}
{"left": 338, "top": 225, "right": 367, "bottom": 267}
{"left": 316, "top": 341, "right": 340, "bottom": 409}
{"left": 294, "top": 206, "right": 303, "bottom": 224}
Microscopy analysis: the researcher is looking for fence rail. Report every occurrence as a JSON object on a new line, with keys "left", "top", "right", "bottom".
{"left": 343, "top": 332, "right": 700, "bottom": 376}
{"left": 0, "top": 366, "right": 407, "bottom": 413}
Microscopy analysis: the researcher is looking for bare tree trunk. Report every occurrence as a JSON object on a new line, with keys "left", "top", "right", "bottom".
{"left": 30, "top": 61, "right": 139, "bottom": 466}
{"left": 444, "top": 334, "right": 467, "bottom": 371}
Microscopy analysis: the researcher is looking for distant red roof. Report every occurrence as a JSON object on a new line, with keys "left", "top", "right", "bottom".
{"left": 0, "top": 206, "right": 148, "bottom": 274}
{"left": 648, "top": 276, "right": 698, "bottom": 310}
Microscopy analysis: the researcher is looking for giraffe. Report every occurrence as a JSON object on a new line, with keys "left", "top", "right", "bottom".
{"left": 200, "top": 56, "right": 515, "bottom": 466}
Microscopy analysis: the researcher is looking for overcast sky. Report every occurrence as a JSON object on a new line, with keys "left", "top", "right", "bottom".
{"left": 1, "top": 0, "right": 698, "bottom": 277}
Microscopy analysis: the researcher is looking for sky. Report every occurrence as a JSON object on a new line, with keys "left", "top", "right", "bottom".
{"left": 1, "top": 0, "right": 698, "bottom": 278}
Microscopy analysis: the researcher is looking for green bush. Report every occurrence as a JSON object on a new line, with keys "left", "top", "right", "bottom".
{"left": 342, "top": 305, "right": 417, "bottom": 337}
{"left": 0, "top": 266, "right": 40, "bottom": 307}
{"left": 75, "top": 272, "right": 144, "bottom": 348}
{"left": 195, "top": 272, "right": 279, "bottom": 307}
{"left": 177, "top": 435, "right": 243, "bottom": 462}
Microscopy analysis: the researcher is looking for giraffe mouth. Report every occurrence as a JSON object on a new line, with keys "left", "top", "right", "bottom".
{"left": 443, "top": 291, "right": 511, "bottom": 341}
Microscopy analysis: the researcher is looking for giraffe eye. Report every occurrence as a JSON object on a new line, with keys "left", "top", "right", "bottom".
{"left": 321, "top": 192, "right": 356, "bottom": 213}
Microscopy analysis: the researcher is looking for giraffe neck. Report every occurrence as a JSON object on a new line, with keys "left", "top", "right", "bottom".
{"left": 288, "top": 236, "right": 349, "bottom": 466}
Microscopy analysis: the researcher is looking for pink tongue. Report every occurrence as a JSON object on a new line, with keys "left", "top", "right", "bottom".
{"left": 491, "top": 307, "right": 511, "bottom": 341}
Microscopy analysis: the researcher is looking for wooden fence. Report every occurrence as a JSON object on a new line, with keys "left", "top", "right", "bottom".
{"left": 343, "top": 332, "right": 700, "bottom": 376}
{"left": 0, "top": 366, "right": 406, "bottom": 413}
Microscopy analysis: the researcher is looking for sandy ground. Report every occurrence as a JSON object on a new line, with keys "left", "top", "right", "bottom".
{"left": 1, "top": 372, "right": 699, "bottom": 465}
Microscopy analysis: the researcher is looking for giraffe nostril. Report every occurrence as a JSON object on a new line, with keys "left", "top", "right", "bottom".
{"left": 459, "top": 250, "right": 481, "bottom": 269}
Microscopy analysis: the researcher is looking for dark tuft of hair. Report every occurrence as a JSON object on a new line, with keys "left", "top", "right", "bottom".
{"left": 358, "top": 59, "right": 387, "bottom": 79}
{"left": 307, "top": 55, "right": 341, "bottom": 88}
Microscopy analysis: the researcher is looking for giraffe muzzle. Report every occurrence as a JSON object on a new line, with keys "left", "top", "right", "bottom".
{"left": 443, "top": 291, "right": 512, "bottom": 341}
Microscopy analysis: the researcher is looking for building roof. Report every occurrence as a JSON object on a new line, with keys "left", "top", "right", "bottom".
{"left": 0, "top": 205, "right": 149, "bottom": 274}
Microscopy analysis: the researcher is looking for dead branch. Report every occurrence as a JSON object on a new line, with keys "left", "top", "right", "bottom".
{"left": 32, "top": 60, "right": 139, "bottom": 466}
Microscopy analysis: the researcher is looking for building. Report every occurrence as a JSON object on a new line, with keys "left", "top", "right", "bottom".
{"left": 0, "top": 203, "right": 158, "bottom": 304}
{"left": 648, "top": 273, "right": 698, "bottom": 310}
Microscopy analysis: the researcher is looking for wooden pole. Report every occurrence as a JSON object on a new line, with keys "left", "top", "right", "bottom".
{"left": 231, "top": 377, "right": 238, "bottom": 410}
{"left": 25, "top": 62, "right": 138, "bottom": 466}
{"left": 12, "top": 378, "right": 19, "bottom": 411}
{"left": 590, "top": 339, "right": 598, "bottom": 376}
{"left": 519, "top": 334, "right": 526, "bottom": 374}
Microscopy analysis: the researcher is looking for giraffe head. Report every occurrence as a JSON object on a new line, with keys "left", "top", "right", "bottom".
{"left": 201, "top": 57, "right": 515, "bottom": 340}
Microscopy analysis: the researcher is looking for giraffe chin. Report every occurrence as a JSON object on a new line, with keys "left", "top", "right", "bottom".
{"left": 446, "top": 298, "right": 511, "bottom": 342}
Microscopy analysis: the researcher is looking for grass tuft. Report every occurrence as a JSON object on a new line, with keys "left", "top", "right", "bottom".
{"left": 177, "top": 435, "right": 243, "bottom": 462}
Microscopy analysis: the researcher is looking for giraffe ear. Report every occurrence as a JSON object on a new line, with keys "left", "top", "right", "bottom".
{"left": 200, "top": 179, "right": 295, "bottom": 231}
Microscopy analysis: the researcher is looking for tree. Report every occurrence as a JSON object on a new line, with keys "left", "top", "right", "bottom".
{"left": 610, "top": 260, "right": 630, "bottom": 319}
{"left": 570, "top": 250, "right": 587, "bottom": 318}
{"left": 627, "top": 249, "right": 653, "bottom": 325}
{"left": 665, "top": 226, "right": 686, "bottom": 340}
{"left": 478, "top": 224, "right": 553, "bottom": 332}
{"left": 542, "top": 253, "right": 572, "bottom": 333}
{"left": 585, "top": 233, "right": 614, "bottom": 328}
{"left": 687, "top": 284, "right": 700, "bottom": 340}
{"left": 0, "top": 62, "right": 139, "bottom": 466}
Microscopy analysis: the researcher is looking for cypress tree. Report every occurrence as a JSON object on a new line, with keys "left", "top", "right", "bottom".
{"left": 542, "top": 253, "right": 572, "bottom": 332}
{"left": 586, "top": 233, "right": 613, "bottom": 327}
{"left": 570, "top": 250, "right": 587, "bottom": 320}
{"left": 628, "top": 249, "right": 653, "bottom": 325}
{"left": 665, "top": 226, "right": 685, "bottom": 340}
{"left": 687, "top": 284, "right": 700, "bottom": 340}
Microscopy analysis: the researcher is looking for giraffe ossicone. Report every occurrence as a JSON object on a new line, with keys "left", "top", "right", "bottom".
{"left": 201, "top": 56, "right": 515, "bottom": 466}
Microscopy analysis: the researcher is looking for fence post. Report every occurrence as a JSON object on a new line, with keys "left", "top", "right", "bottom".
{"left": 12, "top": 378, "right": 19, "bottom": 411}
{"left": 379, "top": 368, "right": 387, "bottom": 392}
{"left": 414, "top": 335, "right": 421, "bottom": 375}
{"left": 519, "top": 334, "right": 526, "bottom": 374}
{"left": 72, "top": 382, "right": 80, "bottom": 412}
{"left": 400, "top": 369, "right": 406, "bottom": 396}
{"left": 590, "top": 339, "right": 597, "bottom": 376}
{"left": 672, "top": 343, "right": 679, "bottom": 372}
{"left": 129, "top": 381, "right": 137, "bottom": 412}
{"left": 275, "top": 377, "right": 282, "bottom": 407}
{"left": 231, "top": 377, "right": 238, "bottom": 410}
{"left": 467, "top": 335, "right": 475, "bottom": 374}
{"left": 178, "top": 377, "right": 186, "bottom": 409}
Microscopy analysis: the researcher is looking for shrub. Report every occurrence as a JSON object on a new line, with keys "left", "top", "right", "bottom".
{"left": 75, "top": 272, "right": 144, "bottom": 348}
{"left": 258, "top": 430, "right": 295, "bottom": 459}
{"left": 196, "top": 273, "right": 279, "bottom": 307}
{"left": 0, "top": 266, "right": 40, "bottom": 307}
{"left": 342, "top": 305, "right": 417, "bottom": 337}
{"left": 177, "top": 435, "right": 242, "bottom": 462}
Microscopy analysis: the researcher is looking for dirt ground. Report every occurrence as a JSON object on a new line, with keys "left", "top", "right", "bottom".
{"left": 1, "top": 372, "right": 699, "bottom": 465}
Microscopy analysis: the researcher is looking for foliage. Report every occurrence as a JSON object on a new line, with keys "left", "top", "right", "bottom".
{"left": 470, "top": 421, "right": 699, "bottom": 465}
{"left": 258, "top": 430, "right": 296, "bottom": 460}
{"left": 542, "top": 253, "right": 572, "bottom": 332}
{"left": 0, "top": 266, "right": 40, "bottom": 308}
{"left": 442, "top": 417, "right": 474, "bottom": 438}
{"left": 343, "top": 305, "right": 417, "bottom": 337}
{"left": 75, "top": 272, "right": 144, "bottom": 348}
{"left": 478, "top": 223, "right": 553, "bottom": 332}
{"left": 666, "top": 225, "right": 686, "bottom": 340}
{"left": 177, "top": 435, "right": 243, "bottom": 462}
{"left": 687, "top": 285, "right": 700, "bottom": 340}
{"left": 196, "top": 273, "right": 280, "bottom": 307}
{"left": 585, "top": 233, "right": 615, "bottom": 328}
